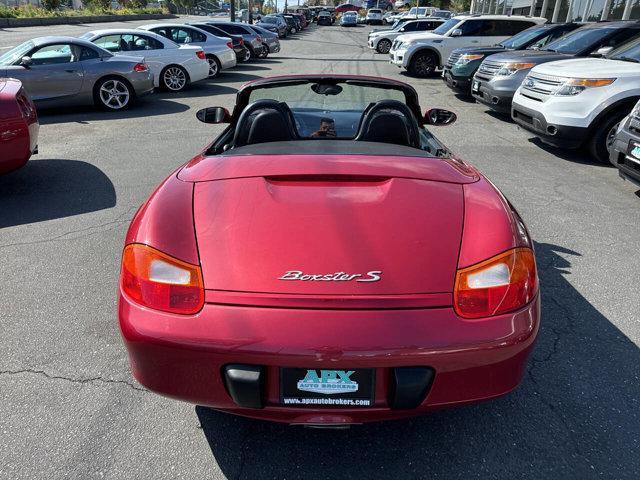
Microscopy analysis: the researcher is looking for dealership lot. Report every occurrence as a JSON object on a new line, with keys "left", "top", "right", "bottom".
{"left": 1, "top": 18, "right": 639, "bottom": 479}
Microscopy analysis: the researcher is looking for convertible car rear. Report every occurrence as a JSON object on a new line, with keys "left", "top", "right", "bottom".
{"left": 119, "top": 76, "right": 539, "bottom": 425}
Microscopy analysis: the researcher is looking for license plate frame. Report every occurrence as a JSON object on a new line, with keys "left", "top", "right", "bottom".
{"left": 280, "top": 367, "right": 375, "bottom": 408}
{"left": 472, "top": 80, "right": 481, "bottom": 94}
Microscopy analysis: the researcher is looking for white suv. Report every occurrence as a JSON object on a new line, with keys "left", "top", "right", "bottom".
{"left": 366, "top": 9, "right": 384, "bottom": 25}
{"left": 368, "top": 18, "right": 445, "bottom": 54}
{"left": 389, "top": 15, "right": 545, "bottom": 77}
{"left": 511, "top": 36, "right": 640, "bottom": 163}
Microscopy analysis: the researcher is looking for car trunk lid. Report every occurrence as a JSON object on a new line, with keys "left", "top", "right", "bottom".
{"left": 190, "top": 153, "right": 469, "bottom": 298}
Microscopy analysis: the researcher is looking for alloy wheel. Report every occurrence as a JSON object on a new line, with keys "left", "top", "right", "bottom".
{"left": 606, "top": 122, "right": 620, "bottom": 151}
{"left": 377, "top": 39, "right": 391, "bottom": 54}
{"left": 207, "top": 58, "right": 219, "bottom": 77}
{"left": 163, "top": 66, "right": 187, "bottom": 91}
{"left": 99, "top": 79, "right": 130, "bottom": 110}
{"left": 413, "top": 53, "right": 436, "bottom": 77}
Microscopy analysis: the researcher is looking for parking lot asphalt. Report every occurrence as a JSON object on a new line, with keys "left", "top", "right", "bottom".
{"left": 1, "top": 19, "right": 639, "bottom": 480}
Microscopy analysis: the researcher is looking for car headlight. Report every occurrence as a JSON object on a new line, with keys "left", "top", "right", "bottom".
{"left": 455, "top": 54, "right": 484, "bottom": 65}
{"left": 554, "top": 78, "right": 616, "bottom": 96}
{"left": 496, "top": 62, "right": 536, "bottom": 76}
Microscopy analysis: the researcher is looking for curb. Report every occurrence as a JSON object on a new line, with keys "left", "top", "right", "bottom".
{"left": 0, "top": 13, "right": 177, "bottom": 28}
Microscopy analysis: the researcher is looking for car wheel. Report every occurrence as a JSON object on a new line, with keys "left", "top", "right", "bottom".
{"left": 94, "top": 76, "right": 133, "bottom": 111}
{"left": 409, "top": 51, "right": 437, "bottom": 78}
{"left": 241, "top": 48, "right": 251, "bottom": 62}
{"left": 588, "top": 111, "right": 627, "bottom": 164}
{"left": 161, "top": 65, "right": 189, "bottom": 91}
{"left": 376, "top": 39, "right": 391, "bottom": 54}
{"left": 206, "top": 56, "right": 221, "bottom": 78}
{"left": 291, "top": 27, "right": 297, "bottom": 34}
{"left": 259, "top": 44, "right": 269, "bottom": 58}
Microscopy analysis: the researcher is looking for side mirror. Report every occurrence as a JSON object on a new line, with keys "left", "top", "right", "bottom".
{"left": 196, "top": 107, "right": 232, "bottom": 124}
{"left": 20, "top": 56, "right": 32, "bottom": 68}
{"left": 450, "top": 28, "right": 462, "bottom": 37}
{"left": 591, "top": 46, "right": 613, "bottom": 57}
{"left": 424, "top": 108, "right": 457, "bottom": 126}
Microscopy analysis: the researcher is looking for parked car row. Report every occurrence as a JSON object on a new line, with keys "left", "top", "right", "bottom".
{"left": 441, "top": 19, "right": 640, "bottom": 167}
{"left": 256, "top": 12, "right": 310, "bottom": 37}
{"left": 0, "top": 21, "right": 284, "bottom": 113}
{"left": 376, "top": 13, "right": 640, "bottom": 185}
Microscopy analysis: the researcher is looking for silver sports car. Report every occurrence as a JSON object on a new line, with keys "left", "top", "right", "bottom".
{"left": 0, "top": 36, "right": 154, "bottom": 111}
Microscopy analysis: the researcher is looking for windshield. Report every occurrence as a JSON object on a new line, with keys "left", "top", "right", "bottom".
{"left": 248, "top": 82, "right": 407, "bottom": 139}
{"left": 344, "top": 12, "right": 357, "bottom": 17}
{"left": 262, "top": 16, "right": 277, "bottom": 24}
{"left": 0, "top": 41, "right": 33, "bottom": 66}
{"left": 608, "top": 36, "right": 640, "bottom": 62}
{"left": 543, "top": 27, "right": 614, "bottom": 54}
{"left": 500, "top": 26, "right": 549, "bottom": 49}
{"left": 432, "top": 18, "right": 460, "bottom": 36}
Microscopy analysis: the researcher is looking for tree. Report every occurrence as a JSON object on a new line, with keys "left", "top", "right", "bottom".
{"left": 42, "top": 0, "right": 61, "bottom": 10}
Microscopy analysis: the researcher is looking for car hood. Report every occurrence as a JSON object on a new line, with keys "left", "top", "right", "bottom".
{"left": 396, "top": 32, "right": 443, "bottom": 43}
{"left": 182, "top": 150, "right": 476, "bottom": 296}
{"left": 531, "top": 58, "right": 640, "bottom": 78}
{"left": 484, "top": 49, "right": 572, "bottom": 64}
{"left": 452, "top": 45, "right": 507, "bottom": 56}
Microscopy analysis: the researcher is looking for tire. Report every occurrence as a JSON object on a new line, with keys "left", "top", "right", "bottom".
{"left": 376, "top": 39, "right": 391, "bottom": 54}
{"left": 206, "top": 55, "right": 221, "bottom": 78}
{"left": 93, "top": 76, "right": 133, "bottom": 111}
{"left": 408, "top": 51, "right": 437, "bottom": 78}
{"left": 160, "top": 65, "right": 189, "bottom": 91}
{"left": 259, "top": 44, "right": 269, "bottom": 58}
{"left": 588, "top": 110, "right": 628, "bottom": 164}
{"left": 291, "top": 27, "right": 297, "bottom": 34}
{"left": 241, "top": 48, "right": 251, "bottom": 63}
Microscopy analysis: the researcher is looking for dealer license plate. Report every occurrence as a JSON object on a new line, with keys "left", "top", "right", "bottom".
{"left": 280, "top": 368, "right": 375, "bottom": 408}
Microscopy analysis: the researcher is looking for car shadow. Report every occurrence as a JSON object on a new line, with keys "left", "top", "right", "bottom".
{"left": 0, "top": 159, "right": 116, "bottom": 228}
{"left": 154, "top": 83, "right": 238, "bottom": 99}
{"left": 215, "top": 71, "right": 264, "bottom": 83}
{"left": 228, "top": 64, "right": 272, "bottom": 72}
{"left": 194, "top": 241, "right": 640, "bottom": 478}
{"left": 527, "top": 137, "right": 613, "bottom": 167}
{"left": 36, "top": 98, "right": 189, "bottom": 125}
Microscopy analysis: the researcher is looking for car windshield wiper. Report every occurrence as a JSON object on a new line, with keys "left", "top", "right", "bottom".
{"left": 616, "top": 56, "right": 640, "bottom": 63}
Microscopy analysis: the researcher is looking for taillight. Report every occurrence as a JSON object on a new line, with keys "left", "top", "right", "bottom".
{"left": 121, "top": 244, "right": 204, "bottom": 315}
{"left": 133, "top": 63, "right": 148, "bottom": 72}
{"left": 196, "top": 50, "right": 206, "bottom": 60}
{"left": 16, "top": 89, "right": 37, "bottom": 124}
{"left": 226, "top": 41, "right": 233, "bottom": 49}
{"left": 454, "top": 248, "right": 537, "bottom": 319}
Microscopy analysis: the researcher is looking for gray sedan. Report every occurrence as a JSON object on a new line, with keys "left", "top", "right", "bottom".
{"left": 0, "top": 36, "right": 154, "bottom": 110}
{"left": 247, "top": 24, "right": 281, "bottom": 58}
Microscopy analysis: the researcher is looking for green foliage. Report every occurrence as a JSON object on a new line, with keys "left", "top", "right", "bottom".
{"left": 41, "top": 0, "right": 61, "bottom": 11}
{"left": 0, "top": 4, "right": 164, "bottom": 18}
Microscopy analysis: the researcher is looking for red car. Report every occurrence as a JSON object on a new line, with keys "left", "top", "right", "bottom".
{"left": 335, "top": 4, "right": 361, "bottom": 13}
{"left": 119, "top": 75, "right": 539, "bottom": 425}
{"left": 0, "top": 78, "right": 38, "bottom": 175}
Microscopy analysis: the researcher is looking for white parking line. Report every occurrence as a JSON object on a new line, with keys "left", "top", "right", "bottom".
{"left": 0, "top": 46, "right": 14, "bottom": 50}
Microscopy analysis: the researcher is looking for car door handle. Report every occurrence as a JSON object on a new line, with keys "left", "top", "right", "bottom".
{"left": 65, "top": 69, "right": 78, "bottom": 73}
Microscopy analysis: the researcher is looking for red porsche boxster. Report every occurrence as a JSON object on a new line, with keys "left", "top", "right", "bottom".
{"left": 119, "top": 75, "right": 539, "bottom": 425}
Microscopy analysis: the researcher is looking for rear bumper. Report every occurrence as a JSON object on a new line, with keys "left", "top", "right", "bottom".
{"left": 119, "top": 292, "right": 539, "bottom": 424}
{"left": 511, "top": 102, "right": 587, "bottom": 149}
{"left": 131, "top": 73, "right": 155, "bottom": 97}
